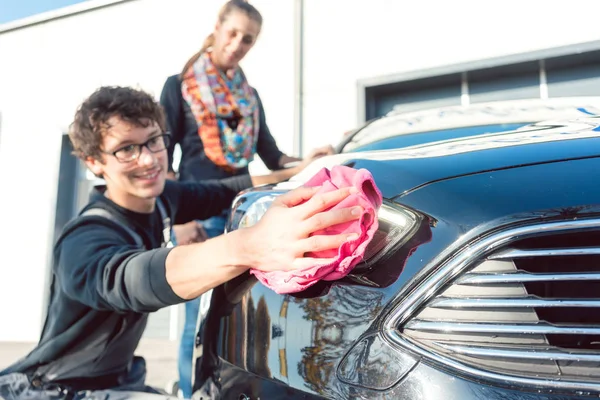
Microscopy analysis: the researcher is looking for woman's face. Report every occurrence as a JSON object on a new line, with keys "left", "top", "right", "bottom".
{"left": 212, "top": 11, "right": 261, "bottom": 70}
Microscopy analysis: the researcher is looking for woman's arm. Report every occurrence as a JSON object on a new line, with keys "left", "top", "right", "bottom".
{"left": 253, "top": 90, "right": 286, "bottom": 170}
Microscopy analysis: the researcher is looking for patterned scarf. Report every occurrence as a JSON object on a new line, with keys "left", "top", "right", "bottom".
{"left": 181, "top": 51, "right": 259, "bottom": 170}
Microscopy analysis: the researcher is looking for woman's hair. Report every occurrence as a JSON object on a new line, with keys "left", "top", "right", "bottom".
{"left": 180, "top": 0, "right": 262, "bottom": 76}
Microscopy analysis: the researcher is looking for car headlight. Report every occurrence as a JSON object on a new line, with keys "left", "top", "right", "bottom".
{"left": 360, "top": 202, "right": 418, "bottom": 267}
{"left": 226, "top": 190, "right": 283, "bottom": 233}
{"left": 236, "top": 194, "right": 278, "bottom": 229}
{"left": 226, "top": 190, "right": 419, "bottom": 267}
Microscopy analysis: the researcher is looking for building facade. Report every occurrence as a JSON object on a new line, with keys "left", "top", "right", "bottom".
{"left": 1, "top": 0, "right": 600, "bottom": 341}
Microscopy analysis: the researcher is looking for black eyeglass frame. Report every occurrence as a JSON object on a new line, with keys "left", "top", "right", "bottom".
{"left": 103, "top": 133, "right": 171, "bottom": 163}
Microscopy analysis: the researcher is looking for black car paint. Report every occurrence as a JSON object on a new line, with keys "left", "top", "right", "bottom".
{"left": 193, "top": 119, "right": 600, "bottom": 399}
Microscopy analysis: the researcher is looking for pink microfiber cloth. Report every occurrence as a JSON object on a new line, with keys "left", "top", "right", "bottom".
{"left": 251, "top": 165, "right": 383, "bottom": 294}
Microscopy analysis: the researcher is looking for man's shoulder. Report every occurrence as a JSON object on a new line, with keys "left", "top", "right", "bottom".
{"left": 57, "top": 203, "right": 143, "bottom": 249}
{"left": 162, "top": 179, "right": 180, "bottom": 196}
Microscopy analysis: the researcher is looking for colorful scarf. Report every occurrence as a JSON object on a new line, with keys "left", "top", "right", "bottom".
{"left": 181, "top": 51, "right": 259, "bottom": 170}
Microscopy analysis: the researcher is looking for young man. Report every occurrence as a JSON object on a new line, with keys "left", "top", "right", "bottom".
{"left": 0, "top": 86, "right": 360, "bottom": 399}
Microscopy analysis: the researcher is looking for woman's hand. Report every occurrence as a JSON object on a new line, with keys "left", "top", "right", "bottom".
{"left": 293, "top": 145, "right": 336, "bottom": 173}
{"left": 305, "top": 145, "right": 336, "bottom": 161}
{"left": 173, "top": 220, "right": 209, "bottom": 245}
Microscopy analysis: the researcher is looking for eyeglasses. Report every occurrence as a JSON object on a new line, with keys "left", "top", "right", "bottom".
{"left": 105, "top": 133, "right": 171, "bottom": 163}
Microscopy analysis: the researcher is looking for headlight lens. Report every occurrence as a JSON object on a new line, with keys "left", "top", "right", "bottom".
{"left": 237, "top": 194, "right": 278, "bottom": 229}
{"left": 355, "top": 203, "right": 417, "bottom": 267}
{"left": 227, "top": 191, "right": 418, "bottom": 267}
{"left": 227, "top": 192, "right": 282, "bottom": 232}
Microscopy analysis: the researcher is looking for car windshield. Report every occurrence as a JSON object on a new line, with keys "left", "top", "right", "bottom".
{"left": 343, "top": 123, "right": 530, "bottom": 153}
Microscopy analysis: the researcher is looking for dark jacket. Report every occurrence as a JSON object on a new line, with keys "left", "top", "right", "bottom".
{"left": 2, "top": 177, "right": 251, "bottom": 390}
{"left": 160, "top": 74, "right": 284, "bottom": 183}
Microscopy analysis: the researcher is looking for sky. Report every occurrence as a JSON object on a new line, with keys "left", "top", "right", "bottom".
{"left": 0, "top": 0, "right": 90, "bottom": 25}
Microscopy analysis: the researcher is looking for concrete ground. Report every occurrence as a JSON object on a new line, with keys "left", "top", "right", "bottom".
{"left": 0, "top": 339, "right": 179, "bottom": 392}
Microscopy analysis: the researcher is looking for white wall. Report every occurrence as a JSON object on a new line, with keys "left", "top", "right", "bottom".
{"left": 301, "top": 0, "right": 600, "bottom": 153}
{"left": 1, "top": 0, "right": 600, "bottom": 341}
{"left": 0, "top": 0, "right": 295, "bottom": 342}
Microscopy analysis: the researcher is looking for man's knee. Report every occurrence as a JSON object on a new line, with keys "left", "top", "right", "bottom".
{"left": 0, "top": 373, "right": 41, "bottom": 400}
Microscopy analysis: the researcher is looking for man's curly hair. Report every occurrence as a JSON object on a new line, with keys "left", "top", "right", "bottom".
{"left": 69, "top": 86, "right": 166, "bottom": 161}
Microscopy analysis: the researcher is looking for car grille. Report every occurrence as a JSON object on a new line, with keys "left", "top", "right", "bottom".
{"left": 390, "top": 219, "right": 600, "bottom": 391}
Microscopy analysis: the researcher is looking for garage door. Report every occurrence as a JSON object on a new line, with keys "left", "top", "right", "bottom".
{"left": 363, "top": 46, "right": 600, "bottom": 120}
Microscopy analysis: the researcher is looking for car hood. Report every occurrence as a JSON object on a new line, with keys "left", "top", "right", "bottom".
{"left": 276, "top": 117, "right": 600, "bottom": 199}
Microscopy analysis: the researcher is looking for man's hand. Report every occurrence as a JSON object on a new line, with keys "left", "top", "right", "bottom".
{"left": 173, "top": 220, "right": 209, "bottom": 246}
{"left": 240, "top": 186, "right": 362, "bottom": 272}
{"left": 164, "top": 186, "right": 361, "bottom": 300}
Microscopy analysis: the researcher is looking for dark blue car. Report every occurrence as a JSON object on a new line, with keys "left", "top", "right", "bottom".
{"left": 193, "top": 97, "right": 600, "bottom": 399}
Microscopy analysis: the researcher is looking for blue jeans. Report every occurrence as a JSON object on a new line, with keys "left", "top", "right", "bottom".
{"left": 177, "top": 213, "right": 227, "bottom": 399}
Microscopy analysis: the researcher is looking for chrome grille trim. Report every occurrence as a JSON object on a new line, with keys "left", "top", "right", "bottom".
{"left": 457, "top": 271, "right": 600, "bottom": 285}
{"left": 382, "top": 217, "right": 600, "bottom": 392}
{"left": 384, "top": 218, "right": 600, "bottom": 329}
{"left": 384, "top": 334, "right": 600, "bottom": 393}
{"left": 429, "top": 296, "right": 600, "bottom": 309}
{"left": 405, "top": 320, "right": 600, "bottom": 335}
{"left": 489, "top": 246, "right": 600, "bottom": 260}
{"left": 434, "top": 342, "right": 600, "bottom": 362}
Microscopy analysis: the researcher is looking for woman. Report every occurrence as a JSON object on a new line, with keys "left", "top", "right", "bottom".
{"left": 159, "top": 1, "right": 332, "bottom": 397}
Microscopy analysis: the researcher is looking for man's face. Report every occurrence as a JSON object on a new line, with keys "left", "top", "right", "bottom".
{"left": 85, "top": 117, "right": 168, "bottom": 213}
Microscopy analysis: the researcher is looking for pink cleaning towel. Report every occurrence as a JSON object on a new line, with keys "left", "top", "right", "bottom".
{"left": 251, "top": 165, "right": 383, "bottom": 294}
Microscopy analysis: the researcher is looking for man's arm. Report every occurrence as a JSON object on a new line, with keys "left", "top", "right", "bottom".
{"left": 56, "top": 219, "right": 182, "bottom": 313}
{"left": 57, "top": 186, "right": 360, "bottom": 312}
{"left": 165, "top": 186, "right": 361, "bottom": 299}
